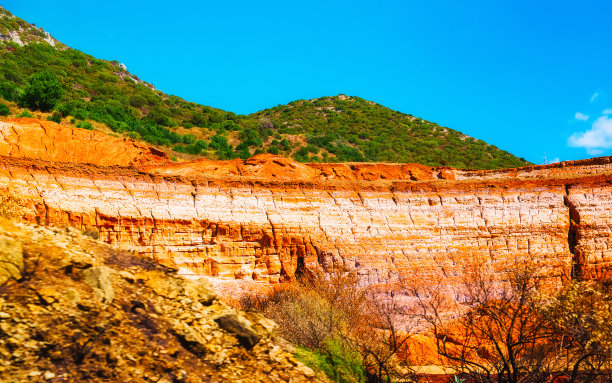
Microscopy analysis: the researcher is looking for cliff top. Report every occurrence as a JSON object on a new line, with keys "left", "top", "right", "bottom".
{"left": 0, "top": 118, "right": 610, "bottom": 189}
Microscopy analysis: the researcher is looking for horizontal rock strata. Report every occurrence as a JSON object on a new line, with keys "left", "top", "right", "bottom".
{"left": 2, "top": 156, "right": 612, "bottom": 295}
{"left": 1, "top": 119, "right": 612, "bottom": 294}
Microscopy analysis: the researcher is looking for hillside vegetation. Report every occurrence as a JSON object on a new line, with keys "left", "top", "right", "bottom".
{"left": 0, "top": 6, "right": 530, "bottom": 169}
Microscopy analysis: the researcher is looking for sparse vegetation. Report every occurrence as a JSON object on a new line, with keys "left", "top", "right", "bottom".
{"left": 406, "top": 259, "right": 612, "bottom": 383}
{"left": 239, "top": 271, "right": 415, "bottom": 383}
{"left": 236, "top": 257, "right": 612, "bottom": 383}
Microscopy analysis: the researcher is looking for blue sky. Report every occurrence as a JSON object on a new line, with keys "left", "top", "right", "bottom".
{"left": 3, "top": 0, "right": 612, "bottom": 164}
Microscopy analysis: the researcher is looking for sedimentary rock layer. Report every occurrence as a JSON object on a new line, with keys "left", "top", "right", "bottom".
{"left": 1, "top": 119, "right": 612, "bottom": 294}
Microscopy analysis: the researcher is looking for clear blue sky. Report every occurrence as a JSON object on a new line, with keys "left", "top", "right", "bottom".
{"left": 4, "top": 0, "right": 612, "bottom": 164}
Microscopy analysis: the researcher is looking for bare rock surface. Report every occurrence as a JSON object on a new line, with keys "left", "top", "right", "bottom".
{"left": 0, "top": 118, "right": 169, "bottom": 166}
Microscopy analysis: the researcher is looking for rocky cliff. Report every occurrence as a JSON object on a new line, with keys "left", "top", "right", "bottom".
{"left": 1, "top": 119, "right": 611, "bottom": 295}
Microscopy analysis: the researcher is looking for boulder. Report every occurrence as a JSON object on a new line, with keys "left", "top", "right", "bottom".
{"left": 215, "top": 313, "right": 261, "bottom": 349}
{"left": 0, "top": 235, "right": 23, "bottom": 284}
{"left": 81, "top": 266, "right": 115, "bottom": 303}
{"left": 185, "top": 279, "right": 216, "bottom": 306}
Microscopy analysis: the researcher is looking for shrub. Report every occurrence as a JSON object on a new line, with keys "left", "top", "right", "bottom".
{"left": 295, "top": 338, "right": 366, "bottom": 383}
{"left": 146, "top": 106, "right": 174, "bottom": 127}
{"left": 240, "top": 271, "right": 414, "bottom": 383}
{"left": 407, "top": 259, "right": 612, "bottom": 383}
{"left": 172, "top": 144, "right": 187, "bottom": 153}
{"left": 0, "top": 81, "right": 22, "bottom": 101}
{"left": 46, "top": 112, "right": 61, "bottom": 123}
{"left": 72, "top": 108, "right": 88, "bottom": 120}
{"left": 18, "top": 110, "right": 33, "bottom": 118}
{"left": 0, "top": 103, "right": 10, "bottom": 116}
{"left": 182, "top": 134, "right": 196, "bottom": 145}
{"left": 129, "top": 94, "right": 147, "bottom": 108}
{"left": 76, "top": 121, "right": 93, "bottom": 130}
{"left": 235, "top": 144, "right": 251, "bottom": 159}
{"left": 55, "top": 102, "right": 74, "bottom": 117}
{"left": 20, "top": 71, "right": 63, "bottom": 111}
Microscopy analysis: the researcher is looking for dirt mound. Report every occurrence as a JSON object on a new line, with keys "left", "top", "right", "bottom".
{"left": 0, "top": 219, "right": 321, "bottom": 382}
{"left": 0, "top": 118, "right": 169, "bottom": 166}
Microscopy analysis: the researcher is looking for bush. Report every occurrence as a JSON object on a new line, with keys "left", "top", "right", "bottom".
{"left": 55, "top": 102, "right": 74, "bottom": 117}
{"left": 295, "top": 338, "right": 366, "bottom": 383}
{"left": 18, "top": 110, "right": 33, "bottom": 118}
{"left": 0, "top": 81, "right": 22, "bottom": 101}
{"left": 0, "top": 103, "right": 10, "bottom": 116}
{"left": 76, "top": 121, "right": 93, "bottom": 130}
{"left": 20, "top": 71, "right": 63, "bottom": 112}
{"left": 73, "top": 108, "right": 88, "bottom": 120}
{"left": 240, "top": 271, "right": 414, "bottom": 383}
{"left": 407, "top": 260, "right": 612, "bottom": 383}
{"left": 129, "top": 94, "right": 147, "bottom": 108}
{"left": 46, "top": 112, "right": 61, "bottom": 123}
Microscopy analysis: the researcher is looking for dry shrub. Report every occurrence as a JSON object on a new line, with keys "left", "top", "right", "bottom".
{"left": 405, "top": 258, "right": 612, "bottom": 383}
{"left": 240, "top": 270, "right": 416, "bottom": 383}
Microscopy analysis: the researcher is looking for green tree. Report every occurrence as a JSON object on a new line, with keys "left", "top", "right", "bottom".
{"left": 20, "top": 71, "right": 63, "bottom": 112}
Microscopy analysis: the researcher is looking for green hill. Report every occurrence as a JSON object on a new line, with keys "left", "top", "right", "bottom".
{"left": 244, "top": 96, "right": 529, "bottom": 168}
{"left": 0, "top": 6, "right": 530, "bottom": 169}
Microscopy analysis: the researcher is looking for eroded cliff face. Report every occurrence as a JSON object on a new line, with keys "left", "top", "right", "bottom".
{"left": 0, "top": 118, "right": 169, "bottom": 166}
{"left": 1, "top": 119, "right": 611, "bottom": 294}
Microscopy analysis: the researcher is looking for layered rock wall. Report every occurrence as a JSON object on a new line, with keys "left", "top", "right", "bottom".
{"left": 1, "top": 119, "right": 612, "bottom": 293}
{"left": 3, "top": 156, "right": 611, "bottom": 294}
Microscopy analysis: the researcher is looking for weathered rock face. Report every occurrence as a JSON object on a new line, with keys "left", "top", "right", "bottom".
{"left": 0, "top": 118, "right": 169, "bottom": 166}
{"left": 1, "top": 119, "right": 612, "bottom": 294}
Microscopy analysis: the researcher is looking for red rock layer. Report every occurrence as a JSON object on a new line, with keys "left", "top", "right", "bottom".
{"left": 0, "top": 118, "right": 169, "bottom": 166}
{"left": 1, "top": 120, "right": 612, "bottom": 294}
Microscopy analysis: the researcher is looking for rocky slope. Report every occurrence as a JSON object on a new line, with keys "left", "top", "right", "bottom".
{"left": 0, "top": 218, "right": 321, "bottom": 382}
{"left": 1, "top": 119, "right": 611, "bottom": 297}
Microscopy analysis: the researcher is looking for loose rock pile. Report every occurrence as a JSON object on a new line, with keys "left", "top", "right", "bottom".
{"left": 0, "top": 219, "right": 321, "bottom": 382}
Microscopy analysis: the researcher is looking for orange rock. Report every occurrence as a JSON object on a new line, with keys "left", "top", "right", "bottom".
{"left": 0, "top": 118, "right": 169, "bottom": 166}
{"left": 1, "top": 119, "right": 612, "bottom": 296}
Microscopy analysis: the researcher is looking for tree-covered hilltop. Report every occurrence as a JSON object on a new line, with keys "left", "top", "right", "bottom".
{"left": 244, "top": 95, "right": 529, "bottom": 168}
{"left": 0, "top": 6, "right": 530, "bottom": 169}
